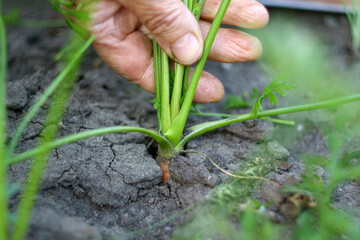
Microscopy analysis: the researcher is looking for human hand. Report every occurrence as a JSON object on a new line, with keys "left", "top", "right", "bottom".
{"left": 89, "top": 0, "right": 268, "bottom": 103}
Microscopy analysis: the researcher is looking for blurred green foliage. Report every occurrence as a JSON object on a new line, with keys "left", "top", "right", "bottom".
{"left": 171, "top": 14, "right": 360, "bottom": 240}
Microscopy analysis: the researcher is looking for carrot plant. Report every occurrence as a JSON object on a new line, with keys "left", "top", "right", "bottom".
{"left": 5, "top": 0, "right": 360, "bottom": 182}
{"left": 2, "top": 1, "right": 360, "bottom": 238}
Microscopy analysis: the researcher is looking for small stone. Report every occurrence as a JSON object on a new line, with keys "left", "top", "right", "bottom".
{"left": 58, "top": 168, "right": 77, "bottom": 188}
{"left": 73, "top": 185, "right": 87, "bottom": 198}
{"left": 267, "top": 141, "right": 290, "bottom": 161}
{"left": 111, "top": 144, "right": 162, "bottom": 188}
{"left": 169, "top": 155, "right": 213, "bottom": 185}
{"left": 220, "top": 62, "right": 232, "bottom": 70}
{"left": 278, "top": 162, "right": 292, "bottom": 171}
{"left": 226, "top": 120, "right": 273, "bottom": 141}
{"left": 260, "top": 182, "right": 282, "bottom": 205}
{"left": 30, "top": 207, "right": 101, "bottom": 240}
{"left": 7, "top": 81, "right": 28, "bottom": 109}
{"left": 159, "top": 186, "right": 170, "bottom": 197}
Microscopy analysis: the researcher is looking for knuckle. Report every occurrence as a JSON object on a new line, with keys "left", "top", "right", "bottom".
{"left": 227, "top": 36, "right": 262, "bottom": 62}
{"left": 242, "top": 4, "right": 269, "bottom": 28}
{"left": 143, "top": 6, "right": 184, "bottom": 38}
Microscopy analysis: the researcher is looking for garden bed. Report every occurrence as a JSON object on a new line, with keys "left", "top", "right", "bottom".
{"left": 4, "top": 0, "right": 360, "bottom": 239}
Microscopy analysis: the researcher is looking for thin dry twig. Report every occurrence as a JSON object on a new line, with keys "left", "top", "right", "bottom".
{"left": 181, "top": 150, "right": 282, "bottom": 188}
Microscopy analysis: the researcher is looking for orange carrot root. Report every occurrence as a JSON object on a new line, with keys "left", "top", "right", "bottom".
{"left": 156, "top": 156, "right": 171, "bottom": 183}
{"left": 159, "top": 162, "right": 171, "bottom": 183}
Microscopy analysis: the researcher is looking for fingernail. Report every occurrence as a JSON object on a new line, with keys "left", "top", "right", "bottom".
{"left": 171, "top": 33, "right": 202, "bottom": 65}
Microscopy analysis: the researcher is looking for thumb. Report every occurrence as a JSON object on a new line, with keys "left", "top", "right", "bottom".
{"left": 119, "top": 0, "right": 203, "bottom": 65}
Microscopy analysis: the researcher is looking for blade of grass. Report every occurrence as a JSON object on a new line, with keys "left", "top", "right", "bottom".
{"left": 176, "top": 93, "right": 360, "bottom": 151}
{"left": 0, "top": 1, "right": 8, "bottom": 238}
{"left": 7, "top": 35, "right": 95, "bottom": 157}
{"left": 9, "top": 126, "right": 173, "bottom": 165}
{"left": 11, "top": 34, "right": 92, "bottom": 240}
{"left": 165, "top": 0, "right": 232, "bottom": 146}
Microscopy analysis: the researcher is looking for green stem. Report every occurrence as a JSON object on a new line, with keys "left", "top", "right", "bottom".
{"left": 182, "top": 0, "right": 191, "bottom": 96}
{"left": 182, "top": 66, "right": 190, "bottom": 95}
{"left": 9, "top": 126, "right": 173, "bottom": 165}
{"left": 165, "top": 0, "right": 231, "bottom": 146}
{"left": 176, "top": 93, "right": 360, "bottom": 151}
{"left": 0, "top": 2, "right": 8, "bottom": 238}
{"left": 178, "top": 113, "right": 251, "bottom": 151}
{"left": 188, "top": 0, "right": 194, "bottom": 12}
{"left": 190, "top": 112, "right": 295, "bottom": 125}
{"left": 7, "top": 35, "right": 96, "bottom": 156}
{"left": 12, "top": 92, "right": 360, "bottom": 165}
{"left": 190, "top": 112, "right": 236, "bottom": 118}
{"left": 193, "top": 0, "right": 205, "bottom": 20}
{"left": 160, "top": 50, "right": 171, "bottom": 133}
{"left": 169, "top": 0, "right": 194, "bottom": 121}
{"left": 153, "top": 39, "right": 162, "bottom": 130}
{"left": 181, "top": 0, "right": 203, "bottom": 96}
{"left": 261, "top": 117, "right": 295, "bottom": 125}
{"left": 170, "top": 63, "right": 184, "bottom": 121}
{"left": 183, "top": 0, "right": 189, "bottom": 9}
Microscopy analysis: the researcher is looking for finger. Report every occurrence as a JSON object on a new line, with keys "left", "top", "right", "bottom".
{"left": 118, "top": 0, "right": 203, "bottom": 66}
{"left": 202, "top": 0, "right": 269, "bottom": 28}
{"left": 190, "top": 69, "right": 225, "bottom": 103}
{"left": 91, "top": 5, "right": 155, "bottom": 92}
{"left": 200, "top": 21, "right": 262, "bottom": 63}
{"left": 138, "top": 68, "right": 225, "bottom": 104}
{"left": 94, "top": 36, "right": 224, "bottom": 103}
{"left": 93, "top": 32, "right": 156, "bottom": 93}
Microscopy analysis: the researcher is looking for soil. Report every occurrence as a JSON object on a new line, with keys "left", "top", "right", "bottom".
{"left": 4, "top": 1, "right": 360, "bottom": 239}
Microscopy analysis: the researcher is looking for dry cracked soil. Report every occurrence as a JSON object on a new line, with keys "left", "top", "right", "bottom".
{"left": 4, "top": 1, "right": 360, "bottom": 239}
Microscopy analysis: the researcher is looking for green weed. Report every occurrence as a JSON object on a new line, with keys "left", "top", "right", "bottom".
{"left": 1, "top": 2, "right": 94, "bottom": 237}
{"left": 343, "top": 0, "right": 360, "bottom": 54}
{"left": 251, "top": 75, "right": 293, "bottom": 118}
{"left": 225, "top": 88, "right": 260, "bottom": 109}
{"left": 171, "top": 14, "right": 360, "bottom": 240}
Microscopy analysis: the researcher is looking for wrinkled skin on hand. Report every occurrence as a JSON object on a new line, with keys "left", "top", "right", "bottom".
{"left": 79, "top": 0, "right": 269, "bottom": 103}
